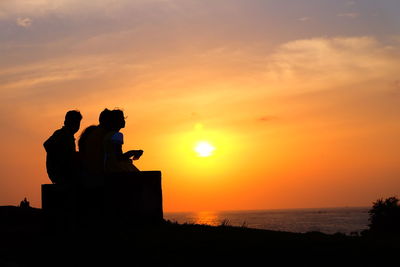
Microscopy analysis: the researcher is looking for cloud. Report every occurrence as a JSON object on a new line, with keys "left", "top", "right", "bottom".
{"left": 0, "top": 0, "right": 168, "bottom": 19}
{"left": 255, "top": 35, "right": 400, "bottom": 132}
{"left": 2, "top": 34, "right": 399, "bottom": 117}
{"left": 393, "top": 80, "right": 400, "bottom": 96}
{"left": 346, "top": 1, "right": 356, "bottom": 6}
{"left": 0, "top": 53, "right": 144, "bottom": 105}
{"left": 259, "top": 116, "right": 277, "bottom": 122}
{"left": 337, "top": 12, "right": 359, "bottom": 18}
{"left": 299, "top": 17, "right": 311, "bottom": 22}
{"left": 16, "top": 17, "right": 33, "bottom": 27}
{"left": 264, "top": 36, "right": 400, "bottom": 93}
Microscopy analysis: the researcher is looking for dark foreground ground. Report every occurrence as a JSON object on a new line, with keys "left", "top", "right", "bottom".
{"left": 0, "top": 206, "right": 399, "bottom": 266}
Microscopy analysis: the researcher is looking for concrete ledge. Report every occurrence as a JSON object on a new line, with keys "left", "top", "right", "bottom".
{"left": 41, "top": 184, "right": 78, "bottom": 231}
{"left": 105, "top": 171, "right": 163, "bottom": 225}
{"left": 41, "top": 171, "right": 163, "bottom": 229}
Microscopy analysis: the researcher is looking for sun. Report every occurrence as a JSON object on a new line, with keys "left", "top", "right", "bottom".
{"left": 194, "top": 141, "right": 215, "bottom": 157}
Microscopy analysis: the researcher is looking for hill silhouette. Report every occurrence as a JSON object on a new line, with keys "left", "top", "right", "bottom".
{"left": 0, "top": 205, "right": 399, "bottom": 266}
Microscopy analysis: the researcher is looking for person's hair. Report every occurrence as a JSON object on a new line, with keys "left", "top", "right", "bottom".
{"left": 78, "top": 125, "right": 97, "bottom": 153}
{"left": 99, "top": 108, "right": 111, "bottom": 126}
{"left": 64, "top": 110, "right": 82, "bottom": 124}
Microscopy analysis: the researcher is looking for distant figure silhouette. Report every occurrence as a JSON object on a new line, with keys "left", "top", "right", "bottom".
{"left": 43, "top": 110, "right": 82, "bottom": 185}
{"left": 104, "top": 109, "right": 143, "bottom": 173}
{"left": 19, "top": 197, "right": 30, "bottom": 208}
{"left": 78, "top": 109, "right": 112, "bottom": 185}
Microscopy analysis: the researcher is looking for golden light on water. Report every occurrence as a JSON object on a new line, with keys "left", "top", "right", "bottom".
{"left": 194, "top": 141, "right": 215, "bottom": 157}
{"left": 192, "top": 211, "right": 219, "bottom": 226}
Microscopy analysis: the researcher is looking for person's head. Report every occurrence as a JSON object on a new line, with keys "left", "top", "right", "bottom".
{"left": 99, "top": 108, "right": 111, "bottom": 127}
{"left": 109, "top": 109, "right": 125, "bottom": 131}
{"left": 64, "top": 110, "right": 82, "bottom": 134}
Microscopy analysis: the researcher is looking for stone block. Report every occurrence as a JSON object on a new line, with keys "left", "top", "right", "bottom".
{"left": 104, "top": 171, "right": 163, "bottom": 225}
{"left": 41, "top": 171, "right": 163, "bottom": 229}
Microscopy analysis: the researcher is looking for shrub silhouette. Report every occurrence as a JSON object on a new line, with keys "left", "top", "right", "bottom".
{"left": 368, "top": 196, "right": 400, "bottom": 233}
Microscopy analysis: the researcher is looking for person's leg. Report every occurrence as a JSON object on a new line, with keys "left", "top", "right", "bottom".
{"left": 130, "top": 164, "right": 140, "bottom": 172}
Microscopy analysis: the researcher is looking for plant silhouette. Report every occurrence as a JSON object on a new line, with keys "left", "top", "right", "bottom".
{"left": 368, "top": 196, "right": 400, "bottom": 233}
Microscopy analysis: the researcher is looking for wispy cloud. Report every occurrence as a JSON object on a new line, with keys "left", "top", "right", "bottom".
{"left": 16, "top": 17, "right": 32, "bottom": 27}
{"left": 346, "top": 1, "right": 356, "bottom": 6}
{"left": 299, "top": 17, "right": 311, "bottom": 22}
{"left": 393, "top": 80, "right": 400, "bottom": 96}
{"left": 263, "top": 36, "right": 400, "bottom": 95}
{"left": 259, "top": 116, "right": 277, "bottom": 122}
{"left": 337, "top": 12, "right": 359, "bottom": 18}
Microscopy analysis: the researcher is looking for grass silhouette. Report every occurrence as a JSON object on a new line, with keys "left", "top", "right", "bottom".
{"left": 0, "top": 205, "right": 399, "bottom": 266}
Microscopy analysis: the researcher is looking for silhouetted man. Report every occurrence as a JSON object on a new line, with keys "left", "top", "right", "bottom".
{"left": 43, "top": 110, "right": 82, "bottom": 185}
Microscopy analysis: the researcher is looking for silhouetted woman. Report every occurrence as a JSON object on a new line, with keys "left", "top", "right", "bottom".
{"left": 78, "top": 109, "right": 113, "bottom": 179}
{"left": 103, "top": 109, "right": 143, "bottom": 173}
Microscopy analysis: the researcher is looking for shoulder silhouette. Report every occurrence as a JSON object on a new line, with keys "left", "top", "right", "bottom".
{"left": 43, "top": 110, "right": 82, "bottom": 185}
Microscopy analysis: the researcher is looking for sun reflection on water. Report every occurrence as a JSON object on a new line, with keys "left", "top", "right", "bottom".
{"left": 191, "top": 211, "right": 220, "bottom": 226}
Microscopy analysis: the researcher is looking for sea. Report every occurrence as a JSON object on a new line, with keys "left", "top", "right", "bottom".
{"left": 164, "top": 207, "right": 370, "bottom": 235}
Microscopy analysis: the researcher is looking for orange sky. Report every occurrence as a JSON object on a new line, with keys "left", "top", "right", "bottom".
{"left": 0, "top": 0, "right": 399, "bottom": 211}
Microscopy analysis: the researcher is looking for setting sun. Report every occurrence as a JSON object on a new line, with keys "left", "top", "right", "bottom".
{"left": 194, "top": 141, "right": 215, "bottom": 157}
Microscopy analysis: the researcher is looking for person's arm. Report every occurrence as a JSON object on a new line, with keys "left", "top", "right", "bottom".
{"left": 43, "top": 131, "right": 58, "bottom": 152}
{"left": 110, "top": 132, "right": 143, "bottom": 160}
{"left": 123, "top": 150, "right": 143, "bottom": 160}
{"left": 109, "top": 132, "right": 134, "bottom": 160}
{"left": 113, "top": 143, "right": 125, "bottom": 160}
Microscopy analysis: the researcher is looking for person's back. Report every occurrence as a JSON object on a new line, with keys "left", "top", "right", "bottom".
{"left": 78, "top": 109, "right": 112, "bottom": 186}
{"left": 81, "top": 126, "right": 108, "bottom": 176}
{"left": 78, "top": 125, "right": 97, "bottom": 156}
{"left": 43, "top": 110, "right": 82, "bottom": 185}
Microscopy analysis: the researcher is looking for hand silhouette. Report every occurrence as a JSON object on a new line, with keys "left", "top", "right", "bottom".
{"left": 133, "top": 150, "right": 143, "bottom": 160}
{"left": 124, "top": 150, "right": 143, "bottom": 160}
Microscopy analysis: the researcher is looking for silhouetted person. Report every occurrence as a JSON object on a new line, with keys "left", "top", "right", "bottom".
{"left": 78, "top": 125, "right": 98, "bottom": 155}
{"left": 43, "top": 110, "right": 82, "bottom": 185}
{"left": 104, "top": 109, "right": 143, "bottom": 173}
{"left": 78, "top": 108, "right": 112, "bottom": 185}
{"left": 19, "top": 197, "right": 30, "bottom": 209}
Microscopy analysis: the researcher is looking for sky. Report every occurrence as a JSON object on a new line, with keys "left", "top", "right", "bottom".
{"left": 0, "top": 0, "right": 399, "bottom": 212}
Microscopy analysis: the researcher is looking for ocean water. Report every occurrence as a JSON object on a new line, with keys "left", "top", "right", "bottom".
{"left": 164, "top": 207, "right": 370, "bottom": 235}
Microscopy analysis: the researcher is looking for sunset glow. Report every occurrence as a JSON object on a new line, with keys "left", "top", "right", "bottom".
{"left": 0, "top": 0, "right": 399, "bottom": 212}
